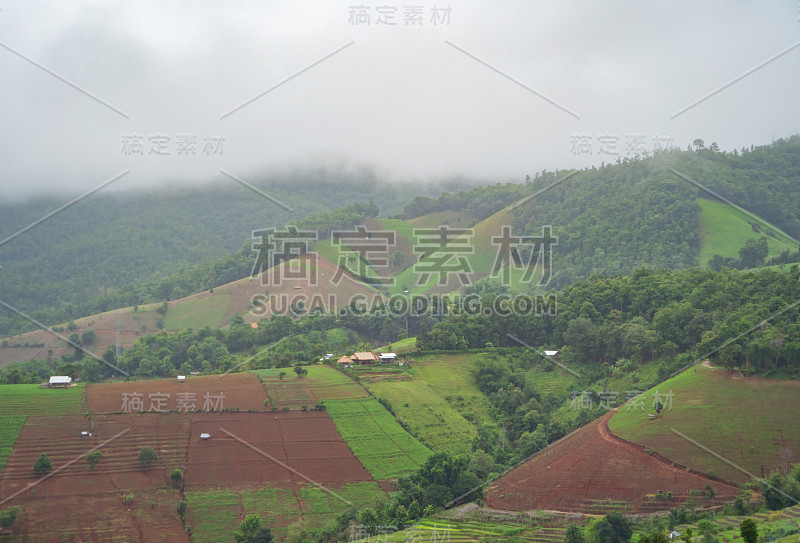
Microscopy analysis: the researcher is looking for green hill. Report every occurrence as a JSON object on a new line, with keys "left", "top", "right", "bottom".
{"left": 698, "top": 198, "right": 796, "bottom": 266}
{"left": 608, "top": 364, "right": 800, "bottom": 483}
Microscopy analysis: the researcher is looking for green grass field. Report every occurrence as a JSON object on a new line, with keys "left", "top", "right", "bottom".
{"left": 608, "top": 365, "right": 800, "bottom": 483}
{"left": 252, "top": 365, "right": 369, "bottom": 408}
{"left": 325, "top": 397, "right": 432, "bottom": 479}
{"left": 186, "top": 482, "right": 386, "bottom": 542}
{"left": 364, "top": 353, "right": 495, "bottom": 456}
{"left": 0, "top": 383, "right": 85, "bottom": 416}
{"left": 0, "top": 414, "right": 27, "bottom": 475}
{"left": 697, "top": 198, "right": 797, "bottom": 266}
{"left": 163, "top": 294, "right": 231, "bottom": 330}
{"left": 379, "top": 337, "right": 417, "bottom": 353}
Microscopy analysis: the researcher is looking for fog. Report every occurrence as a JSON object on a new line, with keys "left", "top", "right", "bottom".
{"left": 0, "top": 0, "right": 798, "bottom": 197}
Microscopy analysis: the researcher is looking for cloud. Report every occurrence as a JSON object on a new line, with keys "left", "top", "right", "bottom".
{"left": 0, "top": 0, "right": 798, "bottom": 197}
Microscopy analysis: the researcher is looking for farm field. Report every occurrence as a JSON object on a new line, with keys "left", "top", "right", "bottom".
{"left": 0, "top": 383, "right": 85, "bottom": 416}
{"left": 186, "top": 482, "right": 387, "bottom": 542}
{"left": 5, "top": 490, "right": 188, "bottom": 543}
{"left": 363, "top": 353, "right": 494, "bottom": 456}
{"left": 86, "top": 373, "right": 267, "bottom": 413}
{"left": 325, "top": 397, "right": 432, "bottom": 479}
{"left": 185, "top": 410, "right": 372, "bottom": 487}
{"left": 253, "top": 364, "right": 369, "bottom": 409}
{"left": 0, "top": 414, "right": 189, "bottom": 500}
{"left": 0, "top": 407, "right": 381, "bottom": 541}
{"left": 485, "top": 412, "right": 739, "bottom": 513}
{"left": 608, "top": 365, "right": 800, "bottom": 483}
{"left": 0, "top": 415, "right": 26, "bottom": 475}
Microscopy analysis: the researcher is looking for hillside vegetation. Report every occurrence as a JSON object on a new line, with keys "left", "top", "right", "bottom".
{"left": 608, "top": 365, "right": 800, "bottom": 483}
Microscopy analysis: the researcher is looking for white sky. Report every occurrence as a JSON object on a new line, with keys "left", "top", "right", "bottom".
{"left": 0, "top": 1, "right": 798, "bottom": 196}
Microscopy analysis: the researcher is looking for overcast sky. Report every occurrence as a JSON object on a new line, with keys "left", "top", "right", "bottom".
{"left": 0, "top": 1, "right": 798, "bottom": 197}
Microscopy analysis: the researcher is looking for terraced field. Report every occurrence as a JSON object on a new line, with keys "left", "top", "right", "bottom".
{"left": 0, "top": 383, "right": 85, "bottom": 416}
{"left": 0, "top": 414, "right": 26, "bottom": 475}
{"left": 353, "top": 507, "right": 581, "bottom": 543}
{"left": 253, "top": 364, "right": 369, "bottom": 409}
{"left": 363, "top": 353, "right": 494, "bottom": 455}
{"left": 485, "top": 412, "right": 739, "bottom": 513}
{"left": 86, "top": 373, "right": 267, "bottom": 413}
{"left": 186, "top": 482, "right": 387, "bottom": 542}
{"left": 325, "top": 397, "right": 432, "bottom": 479}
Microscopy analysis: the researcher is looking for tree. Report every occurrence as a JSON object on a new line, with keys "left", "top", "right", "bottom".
{"left": 565, "top": 523, "right": 586, "bottom": 543}
{"left": 138, "top": 447, "right": 158, "bottom": 469}
{"left": 86, "top": 451, "right": 103, "bottom": 470}
{"left": 739, "top": 519, "right": 758, "bottom": 543}
{"left": 594, "top": 512, "right": 632, "bottom": 543}
{"left": 293, "top": 365, "right": 307, "bottom": 378}
{"left": 738, "top": 238, "right": 769, "bottom": 269}
{"left": 234, "top": 514, "right": 272, "bottom": 543}
{"left": 33, "top": 453, "right": 52, "bottom": 474}
{"left": 170, "top": 468, "right": 183, "bottom": 485}
{"left": 278, "top": 371, "right": 286, "bottom": 381}
{"left": 0, "top": 506, "right": 20, "bottom": 528}
{"left": 177, "top": 500, "right": 187, "bottom": 519}
{"left": 81, "top": 329, "right": 96, "bottom": 345}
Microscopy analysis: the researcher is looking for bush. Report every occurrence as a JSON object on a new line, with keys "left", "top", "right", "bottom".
{"left": 0, "top": 506, "right": 20, "bottom": 528}
{"left": 170, "top": 468, "right": 183, "bottom": 485}
{"left": 138, "top": 447, "right": 158, "bottom": 469}
{"left": 123, "top": 493, "right": 134, "bottom": 505}
{"left": 177, "top": 500, "right": 187, "bottom": 519}
{"left": 33, "top": 453, "right": 52, "bottom": 474}
{"left": 86, "top": 451, "right": 103, "bottom": 470}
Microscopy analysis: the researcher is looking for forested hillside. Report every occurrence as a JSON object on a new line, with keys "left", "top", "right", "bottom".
{"left": 0, "top": 172, "right": 475, "bottom": 337}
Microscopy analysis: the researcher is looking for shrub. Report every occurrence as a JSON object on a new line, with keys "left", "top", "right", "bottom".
{"left": 86, "top": 451, "right": 103, "bottom": 470}
{"left": 138, "top": 447, "right": 158, "bottom": 469}
{"left": 33, "top": 454, "right": 52, "bottom": 474}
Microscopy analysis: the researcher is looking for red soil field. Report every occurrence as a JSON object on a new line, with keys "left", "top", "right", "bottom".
{"left": 86, "top": 373, "right": 268, "bottom": 413}
{"left": 486, "top": 412, "right": 740, "bottom": 513}
{"left": 1, "top": 414, "right": 191, "bottom": 542}
{"left": 6, "top": 491, "right": 189, "bottom": 543}
{"left": 0, "top": 414, "right": 189, "bottom": 500}
{"left": 185, "top": 410, "right": 372, "bottom": 488}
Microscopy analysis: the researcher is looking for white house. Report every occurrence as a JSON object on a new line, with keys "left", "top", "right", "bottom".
{"left": 379, "top": 353, "right": 398, "bottom": 363}
{"left": 48, "top": 376, "right": 72, "bottom": 388}
{"left": 177, "top": 375, "right": 186, "bottom": 382}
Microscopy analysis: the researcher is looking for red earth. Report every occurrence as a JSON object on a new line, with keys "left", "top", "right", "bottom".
{"left": 186, "top": 410, "right": 372, "bottom": 488}
{"left": 86, "top": 373, "right": 268, "bottom": 413}
{"left": 485, "top": 412, "right": 740, "bottom": 513}
{"left": 1, "top": 409, "right": 370, "bottom": 541}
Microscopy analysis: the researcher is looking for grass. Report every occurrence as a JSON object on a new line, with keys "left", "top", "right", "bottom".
{"left": 379, "top": 336, "right": 417, "bottom": 353}
{"left": 608, "top": 365, "right": 800, "bottom": 483}
{"left": 0, "top": 383, "right": 86, "bottom": 416}
{"left": 186, "top": 482, "right": 386, "bottom": 542}
{"left": 252, "top": 365, "right": 368, "bottom": 408}
{"left": 325, "top": 397, "right": 432, "bottom": 479}
{"left": 0, "top": 414, "right": 27, "bottom": 475}
{"left": 185, "top": 489, "right": 241, "bottom": 543}
{"left": 697, "top": 198, "right": 797, "bottom": 266}
{"left": 163, "top": 294, "right": 230, "bottom": 330}
{"left": 363, "top": 353, "right": 495, "bottom": 456}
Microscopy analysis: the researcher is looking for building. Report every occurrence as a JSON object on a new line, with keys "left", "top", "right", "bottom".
{"left": 337, "top": 356, "right": 354, "bottom": 368}
{"left": 379, "top": 353, "right": 398, "bottom": 364}
{"left": 543, "top": 350, "right": 559, "bottom": 362}
{"left": 48, "top": 376, "right": 72, "bottom": 388}
{"left": 177, "top": 375, "right": 186, "bottom": 383}
{"left": 351, "top": 352, "right": 378, "bottom": 365}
